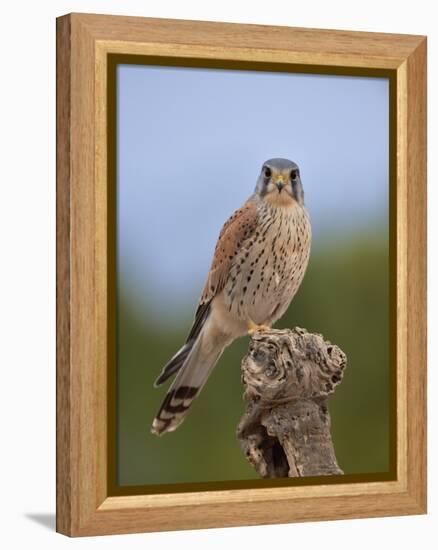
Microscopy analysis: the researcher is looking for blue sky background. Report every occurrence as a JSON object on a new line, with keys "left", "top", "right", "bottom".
{"left": 117, "top": 64, "right": 389, "bottom": 321}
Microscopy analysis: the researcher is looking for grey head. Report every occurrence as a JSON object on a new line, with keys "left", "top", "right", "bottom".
{"left": 255, "top": 158, "right": 304, "bottom": 206}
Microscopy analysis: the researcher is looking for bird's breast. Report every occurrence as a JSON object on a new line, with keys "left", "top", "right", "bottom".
{"left": 223, "top": 204, "right": 311, "bottom": 325}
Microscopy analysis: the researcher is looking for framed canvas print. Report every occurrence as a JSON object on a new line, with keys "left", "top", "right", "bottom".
{"left": 56, "top": 13, "right": 427, "bottom": 536}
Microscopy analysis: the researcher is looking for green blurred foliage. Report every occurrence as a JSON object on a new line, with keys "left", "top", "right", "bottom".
{"left": 117, "top": 230, "right": 389, "bottom": 485}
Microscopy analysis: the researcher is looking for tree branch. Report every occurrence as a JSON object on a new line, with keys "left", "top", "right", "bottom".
{"left": 237, "top": 327, "right": 347, "bottom": 478}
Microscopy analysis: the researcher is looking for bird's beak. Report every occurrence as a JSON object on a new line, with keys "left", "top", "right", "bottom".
{"left": 275, "top": 178, "right": 285, "bottom": 192}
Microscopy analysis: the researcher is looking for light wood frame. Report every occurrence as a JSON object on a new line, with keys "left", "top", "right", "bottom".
{"left": 56, "top": 13, "right": 427, "bottom": 536}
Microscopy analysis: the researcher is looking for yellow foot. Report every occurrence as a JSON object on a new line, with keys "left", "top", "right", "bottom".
{"left": 247, "top": 320, "right": 271, "bottom": 335}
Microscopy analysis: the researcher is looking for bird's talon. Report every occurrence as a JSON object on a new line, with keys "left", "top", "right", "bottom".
{"left": 247, "top": 321, "right": 270, "bottom": 334}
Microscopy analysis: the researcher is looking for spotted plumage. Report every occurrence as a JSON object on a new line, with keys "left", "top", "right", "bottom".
{"left": 152, "top": 158, "right": 311, "bottom": 435}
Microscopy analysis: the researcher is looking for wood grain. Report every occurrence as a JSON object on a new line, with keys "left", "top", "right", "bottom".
{"left": 76, "top": 12, "right": 422, "bottom": 68}
{"left": 406, "top": 38, "right": 427, "bottom": 510}
{"left": 56, "top": 13, "right": 427, "bottom": 536}
{"left": 56, "top": 14, "right": 72, "bottom": 536}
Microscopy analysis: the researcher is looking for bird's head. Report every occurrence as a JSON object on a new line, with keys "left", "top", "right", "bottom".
{"left": 255, "top": 158, "right": 304, "bottom": 207}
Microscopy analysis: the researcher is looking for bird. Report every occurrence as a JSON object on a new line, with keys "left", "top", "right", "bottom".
{"left": 151, "top": 158, "right": 311, "bottom": 436}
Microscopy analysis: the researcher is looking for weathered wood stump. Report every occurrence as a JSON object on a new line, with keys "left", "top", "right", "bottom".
{"left": 237, "top": 327, "right": 347, "bottom": 478}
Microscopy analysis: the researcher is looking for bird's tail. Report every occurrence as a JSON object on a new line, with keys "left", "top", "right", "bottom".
{"left": 151, "top": 317, "right": 227, "bottom": 435}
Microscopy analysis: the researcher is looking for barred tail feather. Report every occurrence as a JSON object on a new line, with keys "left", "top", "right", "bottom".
{"left": 151, "top": 321, "right": 225, "bottom": 436}
{"left": 153, "top": 301, "right": 212, "bottom": 388}
{"left": 153, "top": 342, "right": 192, "bottom": 387}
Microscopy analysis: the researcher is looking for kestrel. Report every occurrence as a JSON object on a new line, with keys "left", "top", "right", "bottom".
{"left": 151, "top": 158, "right": 311, "bottom": 435}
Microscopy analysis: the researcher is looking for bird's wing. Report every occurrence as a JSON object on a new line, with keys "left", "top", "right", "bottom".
{"left": 185, "top": 198, "right": 258, "bottom": 343}
{"left": 197, "top": 198, "right": 259, "bottom": 309}
{"left": 155, "top": 199, "right": 258, "bottom": 387}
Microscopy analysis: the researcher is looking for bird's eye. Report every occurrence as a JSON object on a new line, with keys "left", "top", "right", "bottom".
{"left": 291, "top": 169, "right": 298, "bottom": 180}
{"left": 263, "top": 166, "right": 272, "bottom": 178}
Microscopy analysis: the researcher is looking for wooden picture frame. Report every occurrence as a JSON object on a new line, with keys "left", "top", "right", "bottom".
{"left": 56, "top": 13, "right": 427, "bottom": 536}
